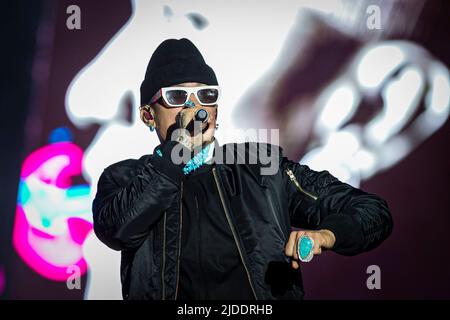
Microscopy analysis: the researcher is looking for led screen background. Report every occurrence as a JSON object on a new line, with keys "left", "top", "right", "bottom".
{"left": 1, "top": 0, "right": 450, "bottom": 299}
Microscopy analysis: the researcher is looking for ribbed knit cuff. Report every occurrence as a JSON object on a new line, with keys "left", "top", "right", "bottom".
{"left": 318, "top": 213, "right": 364, "bottom": 255}
{"left": 150, "top": 141, "right": 191, "bottom": 183}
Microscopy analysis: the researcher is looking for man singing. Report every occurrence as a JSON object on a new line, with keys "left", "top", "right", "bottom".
{"left": 92, "top": 38, "right": 393, "bottom": 300}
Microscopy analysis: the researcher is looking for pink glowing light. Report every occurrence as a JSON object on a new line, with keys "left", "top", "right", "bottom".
{"left": 0, "top": 266, "right": 5, "bottom": 295}
{"left": 13, "top": 142, "right": 93, "bottom": 281}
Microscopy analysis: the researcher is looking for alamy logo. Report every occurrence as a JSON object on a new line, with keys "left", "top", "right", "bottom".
{"left": 66, "top": 5, "right": 81, "bottom": 30}
{"left": 66, "top": 265, "right": 81, "bottom": 290}
{"left": 366, "top": 265, "right": 381, "bottom": 290}
{"left": 366, "top": 5, "right": 381, "bottom": 30}
{"left": 169, "top": 127, "right": 281, "bottom": 175}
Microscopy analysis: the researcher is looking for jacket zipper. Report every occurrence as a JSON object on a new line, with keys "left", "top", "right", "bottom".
{"left": 174, "top": 181, "right": 183, "bottom": 300}
{"left": 285, "top": 169, "right": 318, "bottom": 201}
{"left": 194, "top": 195, "right": 204, "bottom": 296}
{"left": 161, "top": 211, "right": 167, "bottom": 300}
{"left": 212, "top": 167, "right": 258, "bottom": 300}
{"left": 266, "top": 192, "right": 284, "bottom": 237}
{"left": 195, "top": 195, "right": 203, "bottom": 295}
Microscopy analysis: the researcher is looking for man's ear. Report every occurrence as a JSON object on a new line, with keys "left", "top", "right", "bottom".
{"left": 139, "top": 105, "right": 156, "bottom": 128}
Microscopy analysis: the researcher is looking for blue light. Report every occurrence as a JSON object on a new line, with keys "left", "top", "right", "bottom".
{"left": 17, "top": 180, "right": 30, "bottom": 205}
{"left": 49, "top": 127, "right": 73, "bottom": 143}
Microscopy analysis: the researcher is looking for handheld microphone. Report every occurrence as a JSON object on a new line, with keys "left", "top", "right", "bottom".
{"left": 183, "top": 108, "right": 209, "bottom": 133}
{"left": 195, "top": 109, "right": 209, "bottom": 123}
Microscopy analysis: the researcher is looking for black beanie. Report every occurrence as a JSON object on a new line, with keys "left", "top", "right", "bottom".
{"left": 140, "top": 38, "right": 218, "bottom": 105}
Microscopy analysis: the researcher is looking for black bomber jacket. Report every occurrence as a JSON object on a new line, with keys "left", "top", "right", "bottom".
{"left": 92, "top": 142, "right": 393, "bottom": 300}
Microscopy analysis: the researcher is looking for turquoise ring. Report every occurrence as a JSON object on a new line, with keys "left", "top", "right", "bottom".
{"left": 297, "top": 234, "right": 314, "bottom": 263}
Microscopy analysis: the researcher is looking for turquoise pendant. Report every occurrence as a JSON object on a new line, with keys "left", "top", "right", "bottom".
{"left": 298, "top": 234, "right": 314, "bottom": 262}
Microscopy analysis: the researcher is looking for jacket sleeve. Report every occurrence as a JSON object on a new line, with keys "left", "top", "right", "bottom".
{"left": 92, "top": 142, "right": 185, "bottom": 251}
{"left": 281, "top": 156, "right": 393, "bottom": 256}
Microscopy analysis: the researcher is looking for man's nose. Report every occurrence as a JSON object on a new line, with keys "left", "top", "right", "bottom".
{"left": 183, "top": 93, "right": 199, "bottom": 108}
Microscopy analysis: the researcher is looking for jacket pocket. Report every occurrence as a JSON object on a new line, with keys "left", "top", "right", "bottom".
{"left": 285, "top": 169, "right": 318, "bottom": 201}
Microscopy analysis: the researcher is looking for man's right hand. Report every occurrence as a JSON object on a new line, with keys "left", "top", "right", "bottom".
{"left": 174, "top": 107, "right": 208, "bottom": 151}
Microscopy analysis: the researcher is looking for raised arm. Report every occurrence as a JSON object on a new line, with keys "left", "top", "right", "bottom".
{"left": 92, "top": 141, "right": 185, "bottom": 251}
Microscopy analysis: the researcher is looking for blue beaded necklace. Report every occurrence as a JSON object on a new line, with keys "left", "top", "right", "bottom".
{"left": 182, "top": 143, "right": 213, "bottom": 175}
{"left": 155, "top": 143, "right": 214, "bottom": 176}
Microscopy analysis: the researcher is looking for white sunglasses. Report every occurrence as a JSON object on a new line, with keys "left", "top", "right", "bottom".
{"left": 150, "top": 85, "right": 220, "bottom": 107}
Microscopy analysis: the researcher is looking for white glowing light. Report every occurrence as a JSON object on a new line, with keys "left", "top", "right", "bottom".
{"left": 22, "top": 175, "right": 92, "bottom": 235}
{"left": 35, "top": 155, "right": 70, "bottom": 185}
{"left": 377, "top": 136, "right": 411, "bottom": 171}
{"left": 350, "top": 149, "right": 376, "bottom": 179}
{"left": 28, "top": 231, "right": 83, "bottom": 267}
{"left": 427, "top": 62, "right": 450, "bottom": 115}
{"left": 318, "top": 84, "right": 357, "bottom": 132}
{"left": 356, "top": 44, "right": 405, "bottom": 89}
{"left": 302, "top": 129, "right": 360, "bottom": 184}
{"left": 304, "top": 41, "right": 450, "bottom": 187}
{"left": 366, "top": 66, "right": 424, "bottom": 145}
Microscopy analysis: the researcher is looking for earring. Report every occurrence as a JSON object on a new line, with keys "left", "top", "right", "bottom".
{"left": 215, "top": 123, "right": 219, "bottom": 130}
{"left": 140, "top": 105, "right": 153, "bottom": 120}
{"left": 140, "top": 105, "right": 155, "bottom": 132}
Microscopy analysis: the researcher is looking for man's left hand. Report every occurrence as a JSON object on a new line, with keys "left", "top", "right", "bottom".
{"left": 284, "top": 229, "right": 336, "bottom": 269}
